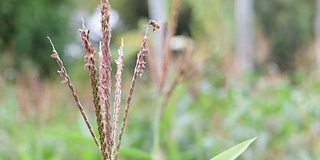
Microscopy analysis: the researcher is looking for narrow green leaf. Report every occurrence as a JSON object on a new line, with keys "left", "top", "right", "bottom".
{"left": 210, "top": 137, "right": 256, "bottom": 160}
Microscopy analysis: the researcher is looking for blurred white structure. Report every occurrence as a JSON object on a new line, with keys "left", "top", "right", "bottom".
{"left": 147, "top": 0, "right": 168, "bottom": 64}
{"left": 235, "top": 0, "right": 254, "bottom": 76}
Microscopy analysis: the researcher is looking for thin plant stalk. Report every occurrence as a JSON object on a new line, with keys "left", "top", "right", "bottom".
{"left": 152, "top": 97, "right": 163, "bottom": 160}
{"left": 112, "top": 39, "right": 124, "bottom": 158}
{"left": 47, "top": 37, "right": 100, "bottom": 148}
{"left": 79, "top": 22, "right": 105, "bottom": 155}
{"left": 115, "top": 27, "right": 150, "bottom": 159}
{"left": 160, "top": 0, "right": 181, "bottom": 92}
{"left": 99, "top": 0, "right": 113, "bottom": 158}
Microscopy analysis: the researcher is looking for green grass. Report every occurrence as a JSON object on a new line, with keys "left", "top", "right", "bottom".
{"left": 1, "top": 71, "right": 320, "bottom": 159}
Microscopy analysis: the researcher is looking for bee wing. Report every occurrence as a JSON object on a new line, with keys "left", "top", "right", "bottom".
{"left": 156, "top": 20, "right": 167, "bottom": 30}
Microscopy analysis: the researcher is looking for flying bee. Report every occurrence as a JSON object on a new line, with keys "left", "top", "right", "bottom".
{"left": 149, "top": 20, "right": 160, "bottom": 31}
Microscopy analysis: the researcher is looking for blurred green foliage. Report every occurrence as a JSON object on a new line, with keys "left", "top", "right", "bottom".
{"left": 255, "top": 0, "right": 316, "bottom": 71}
{"left": 0, "top": 0, "right": 75, "bottom": 76}
{"left": 2, "top": 72, "right": 320, "bottom": 159}
{"left": 0, "top": 0, "right": 317, "bottom": 76}
{"left": 2, "top": 1, "right": 320, "bottom": 160}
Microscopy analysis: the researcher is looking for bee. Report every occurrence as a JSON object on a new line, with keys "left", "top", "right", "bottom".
{"left": 149, "top": 20, "right": 160, "bottom": 31}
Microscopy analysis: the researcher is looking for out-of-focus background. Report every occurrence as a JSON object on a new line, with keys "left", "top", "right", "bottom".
{"left": 1, "top": 0, "right": 320, "bottom": 159}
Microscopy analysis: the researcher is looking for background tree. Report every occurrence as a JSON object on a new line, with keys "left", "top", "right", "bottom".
{"left": 111, "top": 0, "right": 149, "bottom": 29}
{"left": 255, "top": 0, "right": 316, "bottom": 72}
{"left": 0, "top": 0, "right": 75, "bottom": 77}
{"left": 315, "top": 0, "right": 320, "bottom": 68}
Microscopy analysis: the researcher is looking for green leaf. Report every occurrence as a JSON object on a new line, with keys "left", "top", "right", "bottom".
{"left": 210, "top": 137, "right": 256, "bottom": 160}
